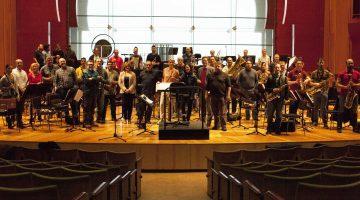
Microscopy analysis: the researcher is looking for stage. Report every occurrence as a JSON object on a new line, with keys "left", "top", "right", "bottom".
{"left": 0, "top": 119, "right": 360, "bottom": 170}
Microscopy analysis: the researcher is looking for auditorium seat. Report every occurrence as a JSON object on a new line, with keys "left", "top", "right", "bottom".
{"left": 74, "top": 192, "right": 89, "bottom": 200}
{"left": 295, "top": 181, "right": 360, "bottom": 200}
{"left": 268, "top": 147, "right": 298, "bottom": 162}
{"left": 213, "top": 150, "right": 242, "bottom": 169}
{"left": 61, "top": 167, "right": 109, "bottom": 190}
{"left": 108, "top": 175, "right": 121, "bottom": 200}
{"left": 335, "top": 159, "right": 360, "bottom": 167}
{"left": 323, "top": 146, "right": 349, "bottom": 159}
{"left": 243, "top": 180, "right": 262, "bottom": 200}
{"left": 50, "top": 149, "right": 79, "bottom": 163}
{"left": 9, "top": 159, "right": 39, "bottom": 164}
{"left": 347, "top": 144, "right": 360, "bottom": 157}
{"left": 330, "top": 165, "right": 360, "bottom": 174}
{"left": 229, "top": 175, "right": 243, "bottom": 200}
{"left": 341, "top": 156, "right": 360, "bottom": 162}
{"left": 98, "top": 171, "right": 133, "bottom": 200}
{"left": 14, "top": 165, "right": 64, "bottom": 176}
{"left": 271, "top": 160, "right": 302, "bottom": 167}
{"left": 263, "top": 191, "right": 285, "bottom": 200}
{"left": 78, "top": 150, "right": 107, "bottom": 164}
{"left": 263, "top": 173, "right": 321, "bottom": 199}
{"left": 107, "top": 151, "right": 142, "bottom": 198}
{"left": 31, "top": 173, "right": 91, "bottom": 200}
{"left": 0, "top": 172, "right": 33, "bottom": 188}
{"left": 295, "top": 146, "right": 324, "bottom": 161}
{"left": 19, "top": 162, "right": 54, "bottom": 169}
{"left": 232, "top": 168, "right": 288, "bottom": 192}
{"left": 319, "top": 172, "right": 360, "bottom": 185}
{"left": 0, "top": 164, "right": 16, "bottom": 174}
{"left": 242, "top": 149, "right": 270, "bottom": 163}
{"left": 90, "top": 182, "right": 108, "bottom": 200}
{"left": 46, "top": 160, "right": 77, "bottom": 167}
{"left": 0, "top": 185, "right": 60, "bottom": 200}
{"left": 218, "top": 171, "right": 230, "bottom": 200}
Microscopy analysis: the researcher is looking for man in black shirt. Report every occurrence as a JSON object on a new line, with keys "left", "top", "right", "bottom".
{"left": 34, "top": 44, "right": 45, "bottom": 67}
{"left": 146, "top": 45, "right": 161, "bottom": 70}
{"left": 137, "top": 61, "right": 162, "bottom": 127}
{"left": 206, "top": 63, "right": 231, "bottom": 131}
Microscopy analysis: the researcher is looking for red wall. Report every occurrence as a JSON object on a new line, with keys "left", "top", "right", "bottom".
{"left": 16, "top": 0, "right": 69, "bottom": 70}
{"left": 349, "top": 20, "right": 360, "bottom": 66}
{"left": 275, "top": 0, "right": 325, "bottom": 71}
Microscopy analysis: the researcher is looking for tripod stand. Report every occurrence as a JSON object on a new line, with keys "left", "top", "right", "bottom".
{"left": 246, "top": 100, "right": 266, "bottom": 136}
{"left": 128, "top": 94, "right": 156, "bottom": 136}
{"left": 232, "top": 98, "right": 249, "bottom": 129}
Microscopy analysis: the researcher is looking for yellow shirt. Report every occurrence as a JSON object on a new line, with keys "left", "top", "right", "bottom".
{"left": 76, "top": 66, "right": 86, "bottom": 80}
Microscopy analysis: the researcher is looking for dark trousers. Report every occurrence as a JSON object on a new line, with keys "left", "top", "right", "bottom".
{"left": 96, "top": 90, "right": 104, "bottom": 121}
{"left": 6, "top": 109, "right": 16, "bottom": 128}
{"left": 312, "top": 92, "right": 328, "bottom": 124}
{"left": 16, "top": 99, "right": 24, "bottom": 126}
{"left": 56, "top": 88, "right": 78, "bottom": 118}
{"left": 83, "top": 93, "right": 97, "bottom": 125}
{"left": 123, "top": 93, "right": 135, "bottom": 121}
{"left": 210, "top": 95, "right": 226, "bottom": 128}
{"left": 267, "top": 98, "right": 284, "bottom": 132}
{"left": 102, "top": 95, "right": 116, "bottom": 121}
{"left": 337, "top": 95, "right": 358, "bottom": 129}
{"left": 181, "top": 97, "right": 193, "bottom": 121}
{"left": 137, "top": 95, "right": 153, "bottom": 123}
{"left": 289, "top": 99, "right": 299, "bottom": 115}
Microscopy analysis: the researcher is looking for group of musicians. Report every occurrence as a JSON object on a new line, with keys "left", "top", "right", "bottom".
{"left": 0, "top": 45, "right": 359, "bottom": 135}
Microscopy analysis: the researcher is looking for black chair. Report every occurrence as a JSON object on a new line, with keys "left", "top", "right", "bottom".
{"left": 90, "top": 182, "right": 108, "bottom": 200}
{"left": 79, "top": 150, "right": 108, "bottom": 164}
{"left": 243, "top": 180, "right": 262, "bottom": 200}
{"left": 229, "top": 175, "right": 243, "bottom": 200}
{"left": 0, "top": 172, "right": 33, "bottom": 188}
{"left": 295, "top": 181, "right": 360, "bottom": 200}
{"left": 0, "top": 185, "right": 60, "bottom": 200}
{"left": 31, "top": 173, "right": 91, "bottom": 200}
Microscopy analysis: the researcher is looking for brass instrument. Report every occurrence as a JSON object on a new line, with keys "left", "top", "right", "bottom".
{"left": 266, "top": 84, "right": 288, "bottom": 103}
{"left": 306, "top": 80, "right": 328, "bottom": 96}
{"left": 228, "top": 56, "right": 245, "bottom": 79}
{"left": 344, "top": 74, "right": 357, "bottom": 109}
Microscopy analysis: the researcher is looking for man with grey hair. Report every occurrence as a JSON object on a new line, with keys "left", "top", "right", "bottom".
{"left": 54, "top": 58, "right": 78, "bottom": 124}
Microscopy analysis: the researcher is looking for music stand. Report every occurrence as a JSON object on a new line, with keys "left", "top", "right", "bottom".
{"left": 22, "top": 84, "right": 48, "bottom": 130}
{"left": 65, "top": 89, "right": 85, "bottom": 132}
{"left": 232, "top": 97, "right": 249, "bottom": 130}
{"left": 128, "top": 94, "right": 156, "bottom": 136}
{"left": 98, "top": 116, "right": 126, "bottom": 142}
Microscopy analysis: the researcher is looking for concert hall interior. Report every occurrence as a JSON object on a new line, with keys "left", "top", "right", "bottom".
{"left": 1, "top": 0, "right": 360, "bottom": 200}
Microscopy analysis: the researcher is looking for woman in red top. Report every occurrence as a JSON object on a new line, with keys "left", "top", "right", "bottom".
{"left": 28, "top": 63, "right": 42, "bottom": 84}
{"left": 28, "top": 63, "right": 43, "bottom": 123}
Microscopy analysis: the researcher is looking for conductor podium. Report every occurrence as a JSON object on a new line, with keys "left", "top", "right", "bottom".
{"left": 156, "top": 82, "right": 209, "bottom": 140}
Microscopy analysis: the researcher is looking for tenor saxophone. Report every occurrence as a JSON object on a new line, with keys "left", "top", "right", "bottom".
{"left": 344, "top": 74, "right": 357, "bottom": 109}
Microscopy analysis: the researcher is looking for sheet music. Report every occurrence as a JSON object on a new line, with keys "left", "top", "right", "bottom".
{"left": 156, "top": 82, "right": 172, "bottom": 92}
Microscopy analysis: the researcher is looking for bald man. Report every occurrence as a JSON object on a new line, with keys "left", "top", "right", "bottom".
{"left": 336, "top": 59, "right": 360, "bottom": 133}
{"left": 54, "top": 58, "right": 78, "bottom": 124}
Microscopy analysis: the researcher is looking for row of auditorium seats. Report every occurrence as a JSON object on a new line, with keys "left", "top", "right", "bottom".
{"left": 0, "top": 146, "right": 143, "bottom": 200}
{"left": 206, "top": 144, "right": 360, "bottom": 200}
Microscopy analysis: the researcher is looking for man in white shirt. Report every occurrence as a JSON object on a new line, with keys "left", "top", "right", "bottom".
{"left": 12, "top": 59, "right": 28, "bottom": 128}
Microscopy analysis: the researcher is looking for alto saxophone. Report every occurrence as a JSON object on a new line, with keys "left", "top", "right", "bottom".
{"left": 344, "top": 74, "right": 357, "bottom": 109}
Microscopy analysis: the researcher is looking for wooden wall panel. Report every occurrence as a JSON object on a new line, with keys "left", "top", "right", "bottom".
{"left": 0, "top": 0, "right": 16, "bottom": 73}
{"left": 324, "top": 0, "right": 352, "bottom": 74}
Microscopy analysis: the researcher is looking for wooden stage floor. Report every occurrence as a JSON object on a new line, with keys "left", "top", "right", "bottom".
{"left": 0, "top": 118, "right": 360, "bottom": 170}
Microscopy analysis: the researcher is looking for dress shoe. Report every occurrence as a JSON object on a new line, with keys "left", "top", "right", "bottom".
{"left": 337, "top": 128, "right": 342, "bottom": 133}
{"left": 221, "top": 126, "right": 227, "bottom": 131}
{"left": 212, "top": 126, "right": 219, "bottom": 130}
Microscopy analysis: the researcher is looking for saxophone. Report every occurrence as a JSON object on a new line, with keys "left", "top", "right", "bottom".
{"left": 344, "top": 74, "right": 357, "bottom": 109}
